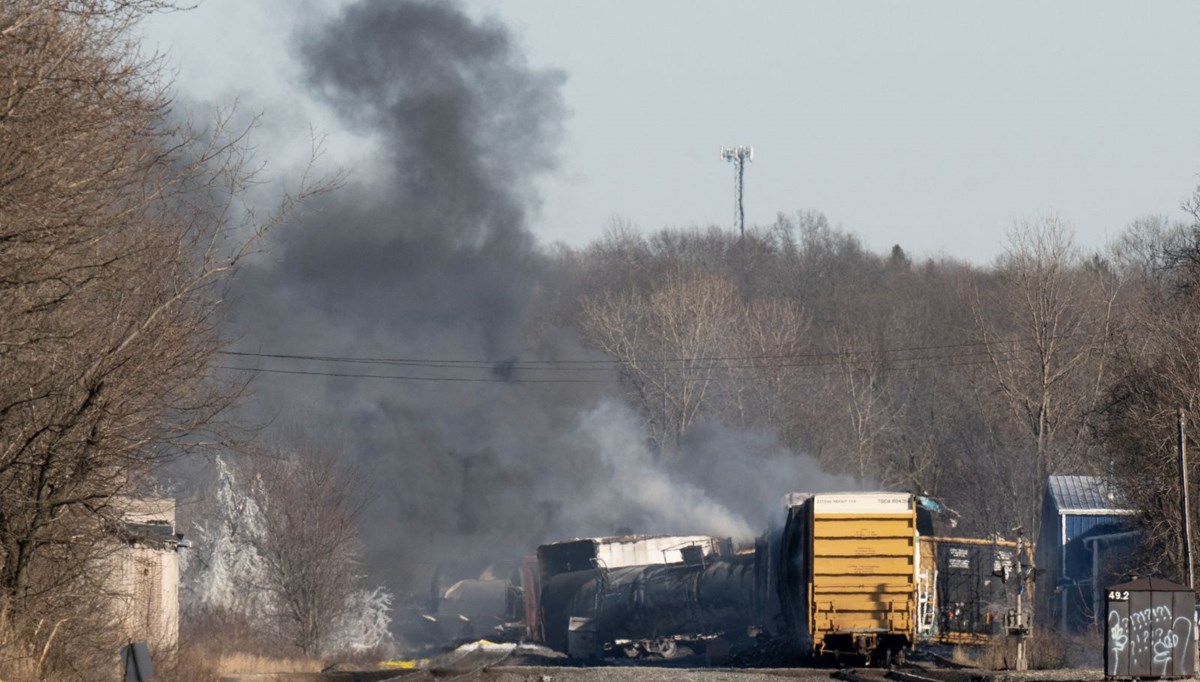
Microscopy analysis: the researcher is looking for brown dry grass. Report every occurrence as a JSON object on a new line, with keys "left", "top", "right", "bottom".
{"left": 162, "top": 609, "right": 327, "bottom": 682}
{"left": 1059, "top": 628, "right": 1104, "bottom": 669}
{"left": 946, "top": 629, "right": 1071, "bottom": 671}
{"left": 0, "top": 652, "right": 39, "bottom": 682}
{"left": 167, "top": 644, "right": 325, "bottom": 682}
{"left": 161, "top": 608, "right": 398, "bottom": 681}
{"left": 948, "top": 643, "right": 985, "bottom": 667}
{"left": 213, "top": 652, "right": 325, "bottom": 674}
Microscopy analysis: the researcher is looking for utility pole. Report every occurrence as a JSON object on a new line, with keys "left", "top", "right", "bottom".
{"left": 719, "top": 145, "right": 753, "bottom": 236}
{"left": 1180, "top": 407, "right": 1194, "bottom": 588}
{"left": 1007, "top": 530, "right": 1031, "bottom": 671}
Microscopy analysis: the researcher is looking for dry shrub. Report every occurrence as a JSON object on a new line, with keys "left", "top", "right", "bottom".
{"left": 1059, "top": 628, "right": 1105, "bottom": 670}
{"left": 1027, "top": 627, "right": 1069, "bottom": 669}
{"left": 322, "top": 642, "right": 395, "bottom": 670}
{"left": 182, "top": 608, "right": 276, "bottom": 658}
{"left": 974, "top": 637, "right": 1011, "bottom": 670}
{"left": 164, "top": 606, "right": 393, "bottom": 680}
{"left": 955, "top": 629, "right": 1070, "bottom": 671}
{"left": 0, "top": 604, "right": 146, "bottom": 682}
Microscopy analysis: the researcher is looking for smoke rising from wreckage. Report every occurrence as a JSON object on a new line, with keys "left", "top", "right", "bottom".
{"left": 424, "top": 492, "right": 1026, "bottom": 665}
{"left": 227, "top": 0, "right": 851, "bottom": 606}
{"left": 219, "top": 3, "right": 1020, "bottom": 660}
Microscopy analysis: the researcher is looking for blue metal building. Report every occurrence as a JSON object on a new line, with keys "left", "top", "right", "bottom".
{"left": 1035, "top": 475, "right": 1139, "bottom": 632}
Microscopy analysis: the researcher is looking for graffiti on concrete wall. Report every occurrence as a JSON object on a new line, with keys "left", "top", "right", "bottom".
{"left": 1108, "top": 604, "right": 1193, "bottom": 677}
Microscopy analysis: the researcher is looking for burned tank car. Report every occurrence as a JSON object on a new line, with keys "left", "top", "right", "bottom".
{"left": 531, "top": 534, "right": 747, "bottom": 655}
{"left": 539, "top": 554, "right": 757, "bottom": 655}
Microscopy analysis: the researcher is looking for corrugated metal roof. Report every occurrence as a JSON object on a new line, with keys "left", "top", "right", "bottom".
{"left": 1047, "top": 475, "right": 1135, "bottom": 513}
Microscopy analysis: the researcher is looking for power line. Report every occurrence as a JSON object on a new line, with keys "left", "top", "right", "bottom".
{"left": 217, "top": 345, "right": 1081, "bottom": 374}
{"left": 216, "top": 332, "right": 1104, "bottom": 370}
{"left": 212, "top": 366, "right": 612, "bottom": 384}
{"left": 217, "top": 354, "right": 1007, "bottom": 385}
{"left": 213, "top": 334, "right": 1108, "bottom": 385}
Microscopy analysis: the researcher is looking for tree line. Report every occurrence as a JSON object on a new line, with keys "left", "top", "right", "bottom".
{"left": 544, "top": 209, "right": 1200, "bottom": 579}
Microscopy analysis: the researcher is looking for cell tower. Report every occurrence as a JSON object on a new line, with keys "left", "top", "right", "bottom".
{"left": 720, "top": 145, "right": 753, "bottom": 236}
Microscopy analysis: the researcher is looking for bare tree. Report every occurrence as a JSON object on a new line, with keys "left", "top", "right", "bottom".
{"left": 1100, "top": 206, "right": 1200, "bottom": 578}
{"left": 580, "top": 265, "right": 808, "bottom": 456}
{"left": 826, "top": 328, "right": 906, "bottom": 484}
{"left": 728, "top": 298, "right": 808, "bottom": 432}
{"left": 580, "top": 267, "right": 742, "bottom": 456}
{"left": 243, "top": 448, "right": 368, "bottom": 657}
{"left": 971, "top": 217, "right": 1119, "bottom": 529}
{"left": 0, "top": 1, "right": 329, "bottom": 675}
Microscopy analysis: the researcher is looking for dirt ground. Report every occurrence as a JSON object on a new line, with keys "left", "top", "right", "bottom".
{"left": 389, "top": 667, "right": 866, "bottom": 682}
{"left": 377, "top": 666, "right": 1106, "bottom": 682}
{"left": 220, "top": 668, "right": 842, "bottom": 682}
{"left": 220, "top": 664, "right": 1108, "bottom": 682}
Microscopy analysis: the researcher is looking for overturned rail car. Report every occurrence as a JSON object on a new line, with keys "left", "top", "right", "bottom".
{"left": 529, "top": 534, "right": 738, "bottom": 655}
{"left": 540, "top": 553, "right": 757, "bottom": 656}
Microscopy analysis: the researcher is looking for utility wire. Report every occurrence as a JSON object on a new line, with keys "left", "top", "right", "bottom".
{"left": 217, "top": 332, "right": 1105, "bottom": 372}
{"left": 214, "top": 340, "right": 1096, "bottom": 385}
{"left": 212, "top": 366, "right": 613, "bottom": 384}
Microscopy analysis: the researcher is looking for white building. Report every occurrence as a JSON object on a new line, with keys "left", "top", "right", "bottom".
{"left": 111, "top": 498, "right": 183, "bottom": 656}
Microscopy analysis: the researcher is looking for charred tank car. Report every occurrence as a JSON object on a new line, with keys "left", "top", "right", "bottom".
{"left": 540, "top": 554, "right": 757, "bottom": 658}
{"left": 530, "top": 535, "right": 743, "bottom": 657}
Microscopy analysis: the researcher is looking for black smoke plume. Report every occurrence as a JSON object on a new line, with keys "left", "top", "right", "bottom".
{"left": 233, "top": 0, "right": 572, "bottom": 585}
{"left": 227, "top": 0, "right": 847, "bottom": 605}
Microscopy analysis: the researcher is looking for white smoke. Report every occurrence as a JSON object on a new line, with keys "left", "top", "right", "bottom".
{"left": 572, "top": 400, "right": 756, "bottom": 541}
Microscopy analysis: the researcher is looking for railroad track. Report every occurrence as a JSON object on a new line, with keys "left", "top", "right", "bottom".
{"left": 834, "top": 664, "right": 980, "bottom": 682}
{"left": 833, "top": 668, "right": 891, "bottom": 682}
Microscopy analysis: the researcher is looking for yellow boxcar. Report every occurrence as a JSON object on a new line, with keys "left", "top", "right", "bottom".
{"left": 778, "top": 492, "right": 917, "bottom": 660}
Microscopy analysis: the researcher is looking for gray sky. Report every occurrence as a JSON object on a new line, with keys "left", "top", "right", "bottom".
{"left": 143, "top": 0, "right": 1200, "bottom": 262}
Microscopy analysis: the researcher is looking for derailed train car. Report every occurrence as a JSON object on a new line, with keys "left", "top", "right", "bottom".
{"left": 916, "top": 537, "right": 1017, "bottom": 645}
{"left": 540, "top": 552, "right": 757, "bottom": 657}
{"left": 527, "top": 492, "right": 1022, "bottom": 662}
{"left": 530, "top": 534, "right": 741, "bottom": 656}
{"left": 772, "top": 491, "right": 919, "bottom": 658}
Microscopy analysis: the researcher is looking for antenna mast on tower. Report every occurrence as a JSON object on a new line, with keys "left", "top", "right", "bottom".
{"left": 720, "top": 145, "right": 753, "bottom": 236}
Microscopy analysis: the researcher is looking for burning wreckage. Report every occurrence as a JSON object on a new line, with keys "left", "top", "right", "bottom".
{"left": 422, "top": 492, "right": 1024, "bottom": 663}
